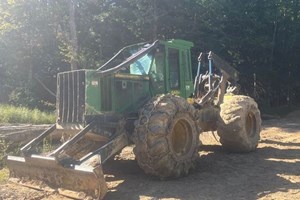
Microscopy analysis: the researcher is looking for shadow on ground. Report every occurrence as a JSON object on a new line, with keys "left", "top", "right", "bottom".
{"left": 103, "top": 121, "right": 300, "bottom": 200}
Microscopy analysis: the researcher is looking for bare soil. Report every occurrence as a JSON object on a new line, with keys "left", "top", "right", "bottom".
{"left": 1, "top": 113, "right": 299, "bottom": 200}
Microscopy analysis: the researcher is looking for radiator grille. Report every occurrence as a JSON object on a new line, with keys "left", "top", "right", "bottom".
{"left": 57, "top": 71, "right": 85, "bottom": 123}
{"left": 101, "top": 77, "right": 112, "bottom": 111}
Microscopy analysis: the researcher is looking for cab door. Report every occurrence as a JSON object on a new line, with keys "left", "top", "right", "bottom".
{"left": 167, "top": 47, "right": 192, "bottom": 98}
{"left": 167, "top": 48, "right": 181, "bottom": 96}
{"left": 180, "top": 49, "right": 193, "bottom": 98}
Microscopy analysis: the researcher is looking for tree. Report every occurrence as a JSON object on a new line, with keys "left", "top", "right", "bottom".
{"left": 0, "top": 0, "right": 299, "bottom": 110}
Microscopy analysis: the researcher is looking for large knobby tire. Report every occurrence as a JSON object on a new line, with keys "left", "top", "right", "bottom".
{"left": 217, "top": 95, "right": 261, "bottom": 152}
{"left": 133, "top": 94, "right": 200, "bottom": 179}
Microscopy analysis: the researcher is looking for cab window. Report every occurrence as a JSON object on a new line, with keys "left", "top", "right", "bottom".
{"left": 129, "top": 51, "right": 154, "bottom": 75}
{"left": 168, "top": 48, "right": 180, "bottom": 89}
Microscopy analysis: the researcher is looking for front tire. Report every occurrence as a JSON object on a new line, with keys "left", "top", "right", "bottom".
{"left": 217, "top": 95, "right": 261, "bottom": 152}
{"left": 133, "top": 94, "right": 200, "bottom": 178}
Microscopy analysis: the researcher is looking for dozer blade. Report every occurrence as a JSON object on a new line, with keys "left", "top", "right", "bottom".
{"left": 6, "top": 155, "right": 107, "bottom": 199}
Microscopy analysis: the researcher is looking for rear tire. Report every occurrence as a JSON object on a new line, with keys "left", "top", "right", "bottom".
{"left": 217, "top": 95, "right": 261, "bottom": 152}
{"left": 133, "top": 94, "right": 200, "bottom": 178}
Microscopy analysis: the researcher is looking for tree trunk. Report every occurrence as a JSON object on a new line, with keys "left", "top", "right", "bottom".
{"left": 69, "top": 0, "right": 78, "bottom": 71}
{"left": 270, "top": 20, "right": 277, "bottom": 71}
{"left": 153, "top": 0, "right": 158, "bottom": 40}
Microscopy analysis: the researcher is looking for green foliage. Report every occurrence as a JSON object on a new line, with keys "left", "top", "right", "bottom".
{"left": 0, "top": 0, "right": 299, "bottom": 109}
{"left": 42, "top": 138, "right": 53, "bottom": 153}
{"left": 0, "top": 139, "right": 9, "bottom": 169}
{"left": 0, "top": 139, "right": 15, "bottom": 183}
{"left": 0, "top": 139, "right": 21, "bottom": 170}
{"left": 9, "top": 87, "right": 55, "bottom": 111}
{"left": 9, "top": 88, "right": 37, "bottom": 108}
{"left": 0, "top": 168, "right": 8, "bottom": 184}
{"left": 0, "top": 104, "right": 55, "bottom": 124}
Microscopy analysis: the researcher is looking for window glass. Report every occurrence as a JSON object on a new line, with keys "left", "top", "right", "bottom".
{"left": 150, "top": 47, "right": 165, "bottom": 81}
{"left": 129, "top": 53, "right": 153, "bottom": 75}
{"left": 182, "top": 50, "right": 191, "bottom": 80}
{"left": 168, "top": 48, "right": 180, "bottom": 89}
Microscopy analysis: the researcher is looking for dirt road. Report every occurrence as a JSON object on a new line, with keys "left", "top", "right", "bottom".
{"left": 1, "top": 114, "right": 299, "bottom": 200}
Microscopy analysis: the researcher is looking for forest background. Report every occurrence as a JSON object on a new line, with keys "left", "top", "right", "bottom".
{"left": 0, "top": 0, "right": 299, "bottom": 113}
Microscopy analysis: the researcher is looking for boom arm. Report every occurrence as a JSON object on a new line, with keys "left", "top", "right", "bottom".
{"left": 208, "top": 51, "right": 239, "bottom": 82}
{"left": 193, "top": 51, "right": 239, "bottom": 107}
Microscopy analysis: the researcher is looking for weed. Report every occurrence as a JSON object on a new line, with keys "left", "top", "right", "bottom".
{"left": 0, "top": 139, "right": 9, "bottom": 169}
{"left": 0, "top": 168, "right": 9, "bottom": 184}
{"left": 42, "top": 138, "right": 53, "bottom": 153}
{"left": 0, "top": 104, "right": 55, "bottom": 124}
{"left": 0, "top": 139, "right": 22, "bottom": 168}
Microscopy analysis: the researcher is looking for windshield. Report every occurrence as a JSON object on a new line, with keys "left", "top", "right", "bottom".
{"left": 98, "top": 42, "right": 155, "bottom": 75}
{"left": 129, "top": 51, "right": 153, "bottom": 75}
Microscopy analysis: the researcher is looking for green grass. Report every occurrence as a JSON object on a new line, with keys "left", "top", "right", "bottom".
{"left": 0, "top": 104, "right": 55, "bottom": 124}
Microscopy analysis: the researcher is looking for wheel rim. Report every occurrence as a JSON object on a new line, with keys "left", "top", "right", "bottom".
{"left": 246, "top": 112, "right": 257, "bottom": 137}
{"left": 171, "top": 119, "right": 193, "bottom": 158}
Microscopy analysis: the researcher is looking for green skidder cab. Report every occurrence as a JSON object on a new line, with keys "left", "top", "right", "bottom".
{"left": 6, "top": 39, "right": 261, "bottom": 199}
{"left": 56, "top": 39, "right": 194, "bottom": 124}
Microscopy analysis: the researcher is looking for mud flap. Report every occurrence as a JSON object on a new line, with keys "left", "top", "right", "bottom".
{"left": 6, "top": 155, "right": 107, "bottom": 199}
